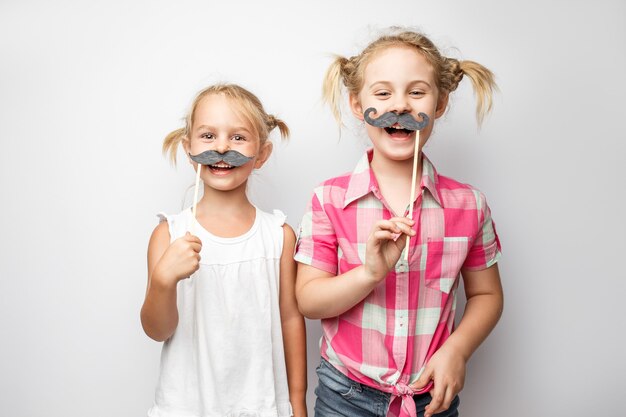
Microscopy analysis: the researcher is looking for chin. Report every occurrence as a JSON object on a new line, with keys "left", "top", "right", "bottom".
{"left": 380, "top": 144, "right": 416, "bottom": 160}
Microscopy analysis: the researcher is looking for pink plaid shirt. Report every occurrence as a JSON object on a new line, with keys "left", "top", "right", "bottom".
{"left": 295, "top": 149, "right": 501, "bottom": 417}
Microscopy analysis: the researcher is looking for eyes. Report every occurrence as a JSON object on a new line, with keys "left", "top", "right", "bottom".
{"left": 373, "top": 90, "right": 425, "bottom": 98}
{"left": 199, "top": 132, "right": 247, "bottom": 142}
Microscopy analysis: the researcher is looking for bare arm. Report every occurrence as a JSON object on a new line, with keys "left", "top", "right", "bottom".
{"left": 296, "top": 217, "right": 415, "bottom": 319}
{"left": 413, "top": 263, "right": 503, "bottom": 417}
{"left": 279, "top": 225, "right": 307, "bottom": 416}
{"left": 444, "top": 263, "right": 503, "bottom": 362}
{"left": 296, "top": 263, "right": 377, "bottom": 319}
{"left": 140, "top": 222, "right": 201, "bottom": 341}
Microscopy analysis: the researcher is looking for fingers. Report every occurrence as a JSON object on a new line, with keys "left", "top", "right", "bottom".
{"left": 410, "top": 366, "right": 441, "bottom": 417}
{"left": 424, "top": 385, "right": 443, "bottom": 417}
{"left": 372, "top": 230, "right": 400, "bottom": 241}
{"left": 183, "top": 232, "right": 202, "bottom": 252}
{"left": 441, "top": 386, "right": 456, "bottom": 414}
{"left": 424, "top": 382, "right": 458, "bottom": 417}
{"left": 189, "top": 242, "right": 202, "bottom": 253}
{"left": 387, "top": 217, "right": 417, "bottom": 234}
{"left": 364, "top": 216, "right": 417, "bottom": 283}
{"left": 424, "top": 384, "right": 456, "bottom": 417}
{"left": 372, "top": 218, "right": 416, "bottom": 238}
{"left": 389, "top": 216, "right": 416, "bottom": 227}
{"left": 184, "top": 232, "right": 203, "bottom": 245}
{"left": 175, "top": 234, "right": 202, "bottom": 277}
{"left": 410, "top": 367, "right": 433, "bottom": 390}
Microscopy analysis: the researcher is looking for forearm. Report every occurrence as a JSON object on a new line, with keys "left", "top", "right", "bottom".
{"left": 140, "top": 277, "right": 179, "bottom": 341}
{"left": 281, "top": 314, "right": 307, "bottom": 411}
{"left": 443, "top": 291, "right": 503, "bottom": 361}
{"left": 296, "top": 265, "right": 378, "bottom": 319}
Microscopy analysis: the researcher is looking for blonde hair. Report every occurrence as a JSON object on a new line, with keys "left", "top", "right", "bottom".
{"left": 163, "top": 83, "right": 290, "bottom": 164}
{"left": 323, "top": 29, "right": 497, "bottom": 127}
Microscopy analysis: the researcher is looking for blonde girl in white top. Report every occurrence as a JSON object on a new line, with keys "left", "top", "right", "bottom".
{"left": 141, "top": 84, "right": 307, "bottom": 417}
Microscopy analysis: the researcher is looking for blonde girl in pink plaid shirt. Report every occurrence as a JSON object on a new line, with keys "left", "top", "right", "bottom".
{"left": 295, "top": 29, "right": 503, "bottom": 417}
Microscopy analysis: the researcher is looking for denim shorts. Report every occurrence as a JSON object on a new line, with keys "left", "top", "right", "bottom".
{"left": 314, "top": 358, "right": 460, "bottom": 417}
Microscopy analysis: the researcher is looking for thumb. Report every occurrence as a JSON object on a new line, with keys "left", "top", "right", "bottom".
{"left": 411, "top": 366, "right": 433, "bottom": 390}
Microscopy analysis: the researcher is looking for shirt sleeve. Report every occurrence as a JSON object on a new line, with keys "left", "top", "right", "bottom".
{"left": 294, "top": 187, "right": 339, "bottom": 275}
{"left": 462, "top": 192, "right": 502, "bottom": 271}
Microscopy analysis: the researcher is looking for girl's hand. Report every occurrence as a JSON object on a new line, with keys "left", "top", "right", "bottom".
{"left": 153, "top": 232, "right": 202, "bottom": 286}
{"left": 363, "top": 217, "right": 415, "bottom": 284}
{"left": 410, "top": 346, "right": 466, "bottom": 417}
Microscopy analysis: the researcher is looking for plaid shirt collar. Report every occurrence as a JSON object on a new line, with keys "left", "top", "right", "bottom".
{"left": 343, "top": 148, "right": 444, "bottom": 209}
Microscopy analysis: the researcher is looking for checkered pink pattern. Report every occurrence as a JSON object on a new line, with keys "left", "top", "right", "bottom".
{"left": 295, "top": 149, "right": 501, "bottom": 417}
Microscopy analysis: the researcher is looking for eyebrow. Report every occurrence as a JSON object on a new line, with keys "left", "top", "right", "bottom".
{"left": 369, "top": 80, "right": 432, "bottom": 89}
{"left": 194, "top": 125, "right": 254, "bottom": 135}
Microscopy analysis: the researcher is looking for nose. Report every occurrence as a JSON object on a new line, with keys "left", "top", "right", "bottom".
{"left": 388, "top": 95, "right": 411, "bottom": 114}
{"left": 214, "top": 136, "right": 230, "bottom": 154}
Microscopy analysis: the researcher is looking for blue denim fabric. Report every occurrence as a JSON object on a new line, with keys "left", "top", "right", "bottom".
{"left": 314, "top": 358, "right": 460, "bottom": 417}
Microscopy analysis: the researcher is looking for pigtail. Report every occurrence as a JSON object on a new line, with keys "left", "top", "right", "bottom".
{"left": 458, "top": 60, "right": 498, "bottom": 127}
{"left": 267, "top": 114, "right": 290, "bottom": 141}
{"left": 162, "top": 127, "right": 186, "bottom": 165}
{"left": 322, "top": 55, "right": 349, "bottom": 127}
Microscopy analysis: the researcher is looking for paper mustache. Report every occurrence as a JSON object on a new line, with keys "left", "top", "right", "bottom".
{"left": 188, "top": 150, "right": 254, "bottom": 167}
{"left": 363, "top": 107, "right": 430, "bottom": 131}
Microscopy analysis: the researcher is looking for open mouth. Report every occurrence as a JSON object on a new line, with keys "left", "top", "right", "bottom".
{"left": 384, "top": 126, "right": 413, "bottom": 136}
{"left": 208, "top": 162, "right": 235, "bottom": 171}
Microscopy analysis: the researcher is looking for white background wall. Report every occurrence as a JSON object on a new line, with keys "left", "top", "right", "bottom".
{"left": 1, "top": 0, "right": 624, "bottom": 415}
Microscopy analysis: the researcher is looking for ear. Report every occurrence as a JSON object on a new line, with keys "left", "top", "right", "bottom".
{"left": 254, "top": 141, "right": 273, "bottom": 169}
{"left": 435, "top": 92, "right": 449, "bottom": 119}
{"left": 182, "top": 136, "right": 193, "bottom": 163}
{"left": 349, "top": 93, "right": 364, "bottom": 121}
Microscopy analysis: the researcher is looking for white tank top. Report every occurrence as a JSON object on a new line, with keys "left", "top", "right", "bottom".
{"left": 148, "top": 207, "right": 292, "bottom": 417}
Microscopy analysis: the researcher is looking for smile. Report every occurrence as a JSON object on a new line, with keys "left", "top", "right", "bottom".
{"left": 384, "top": 126, "right": 413, "bottom": 135}
{"left": 384, "top": 125, "right": 415, "bottom": 140}
{"left": 209, "top": 162, "right": 235, "bottom": 170}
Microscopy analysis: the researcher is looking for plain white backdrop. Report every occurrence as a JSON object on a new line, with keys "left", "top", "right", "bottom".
{"left": 1, "top": 0, "right": 625, "bottom": 415}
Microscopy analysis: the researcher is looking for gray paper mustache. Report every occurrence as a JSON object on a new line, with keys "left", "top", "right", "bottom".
{"left": 364, "top": 107, "right": 430, "bottom": 131}
{"left": 189, "top": 150, "right": 254, "bottom": 167}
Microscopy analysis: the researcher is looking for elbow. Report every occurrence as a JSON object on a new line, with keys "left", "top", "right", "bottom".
{"left": 140, "top": 309, "right": 174, "bottom": 342}
{"left": 295, "top": 287, "right": 325, "bottom": 320}
{"left": 496, "top": 292, "right": 504, "bottom": 320}
{"left": 488, "top": 289, "right": 504, "bottom": 326}
{"left": 146, "top": 332, "right": 169, "bottom": 343}
{"left": 142, "top": 322, "right": 173, "bottom": 342}
{"left": 297, "top": 301, "right": 335, "bottom": 320}
{"left": 296, "top": 300, "right": 322, "bottom": 320}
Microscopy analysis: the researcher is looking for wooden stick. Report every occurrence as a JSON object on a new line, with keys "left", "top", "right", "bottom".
{"left": 405, "top": 130, "right": 420, "bottom": 262}
{"left": 190, "top": 164, "right": 202, "bottom": 234}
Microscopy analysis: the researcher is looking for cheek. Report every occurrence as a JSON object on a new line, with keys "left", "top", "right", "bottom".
{"left": 188, "top": 139, "right": 207, "bottom": 154}
{"left": 364, "top": 123, "right": 379, "bottom": 138}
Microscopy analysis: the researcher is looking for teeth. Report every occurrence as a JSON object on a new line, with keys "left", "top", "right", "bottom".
{"left": 210, "top": 163, "right": 233, "bottom": 168}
